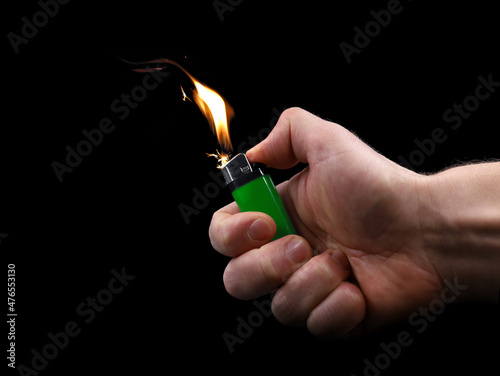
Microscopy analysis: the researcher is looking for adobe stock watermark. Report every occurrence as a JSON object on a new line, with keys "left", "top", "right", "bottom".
{"left": 7, "top": 0, "right": 71, "bottom": 54}
{"left": 397, "top": 73, "right": 499, "bottom": 171}
{"left": 51, "top": 68, "right": 170, "bottom": 182}
{"left": 178, "top": 106, "right": 287, "bottom": 225}
{"left": 223, "top": 292, "right": 274, "bottom": 354}
{"left": 0, "top": 232, "right": 8, "bottom": 244}
{"left": 15, "top": 267, "right": 135, "bottom": 376}
{"left": 212, "top": 0, "right": 243, "bottom": 22}
{"left": 351, "top": 278, "right": 467, "bottom": 376}
{"left": 223, "top": 260, "right": 297, "bottom": 354}
{"left": 339, "top": 0, "right": 412, "bottom": 64}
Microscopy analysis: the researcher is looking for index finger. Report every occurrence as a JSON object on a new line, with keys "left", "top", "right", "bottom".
{"left": 209, "top": 201, "right": 277, "bottom": 257}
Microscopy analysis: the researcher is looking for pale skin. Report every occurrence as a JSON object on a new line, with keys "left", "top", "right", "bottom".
{"left": 209, "top": 107, "right": 500, "bottom": 339}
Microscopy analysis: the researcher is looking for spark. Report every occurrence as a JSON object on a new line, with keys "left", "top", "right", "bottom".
{"left": 206, "top": 150, "right": 231, "bottom": 169}
{"left": 180, "top": 86, "right": 192, "bottom": 102}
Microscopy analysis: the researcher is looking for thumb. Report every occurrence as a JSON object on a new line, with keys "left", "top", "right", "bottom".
{"left": 246, "top": 107, "right": 342, "bottom": 169}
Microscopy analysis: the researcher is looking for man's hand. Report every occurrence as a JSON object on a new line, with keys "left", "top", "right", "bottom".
{"left": 209, "top": 107, "right": 500, "bottom": 339}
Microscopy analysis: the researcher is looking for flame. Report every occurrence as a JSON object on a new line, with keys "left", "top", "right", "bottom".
{"left": 192, "top": 82, "right": 234, "bottom": 151}
{"left": 129, "top": 58, "right": 234, "bottom": 151}
{"left": 206, "top": 150, "right": 232, "bottom": 169}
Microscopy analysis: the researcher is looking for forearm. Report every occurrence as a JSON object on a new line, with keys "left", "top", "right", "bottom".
{"left": 419, "top": 161, "right": 500, "bottom": 303}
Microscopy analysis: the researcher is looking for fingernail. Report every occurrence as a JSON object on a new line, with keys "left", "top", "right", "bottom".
{"left": 330, "top": 249, "right": 350, "bottom": 271}
{"left": 248, "top": 218, "right": 273, "bottom": 241}
{"left": 285, "top": 237, "right": 310, "bottom": 264}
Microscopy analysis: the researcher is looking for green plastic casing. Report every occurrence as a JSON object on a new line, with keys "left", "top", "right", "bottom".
{"left": 231, "top": 174, "right": 296, "bottom": 240}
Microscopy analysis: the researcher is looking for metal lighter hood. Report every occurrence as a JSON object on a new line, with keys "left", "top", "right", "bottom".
{"left": 221, "top": 153, "right": 265, "bottom": 190}
{"left": 221, "top": 154, "right": 251, "bottom": 185}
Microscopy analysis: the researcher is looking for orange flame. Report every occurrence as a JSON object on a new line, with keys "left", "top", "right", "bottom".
{"left": 132, "top": 58, "right": 234, "bottom": 152}
{"left": 191, "top": 81, "right": 234, "bottom": 151}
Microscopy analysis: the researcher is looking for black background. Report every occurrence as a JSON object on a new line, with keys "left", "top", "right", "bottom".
{"left": 3, "top": 0, "right": 499, "bottom": 375}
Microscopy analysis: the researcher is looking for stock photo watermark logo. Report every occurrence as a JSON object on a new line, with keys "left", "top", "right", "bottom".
{"left": 339, "top": 0, "right": 412, "bottom": 64}
{"left": 15, "top": 267, "right": 135, "bottom": 376}
{"left": 178, "top": 106, "right": 287, "bottom": 225}
{"left": 0, "top": 232, "right": 8, "bottom": 244}
{"left": 223, "top": 292, "right": 274, "bottom": 354}
{"left": 397, "top": 73, "right": 499, "bottom": 171}
{"left": 7, "top": 0, "right": 71, "bottom": 54}
{"left": 51, "top": 68, "right": 170, "bottom": 182}
{"left": 351, "top": 278, "right": 467, "bottom": 376}
{"left": 212, "top": 0, "right": 243, "bottom": 22}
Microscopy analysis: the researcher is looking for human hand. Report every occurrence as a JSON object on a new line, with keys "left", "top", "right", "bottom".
{"left": 209, "top": 107, "right": 499, "bottom": 339}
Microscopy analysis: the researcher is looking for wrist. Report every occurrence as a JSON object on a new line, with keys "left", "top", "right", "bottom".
{"left": 416, "top": 164, "right": 500, "bottom": 304}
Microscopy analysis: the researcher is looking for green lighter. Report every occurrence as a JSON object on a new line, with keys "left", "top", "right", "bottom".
{"left": 221, "top": 153, "right": 296, "bottom": 240}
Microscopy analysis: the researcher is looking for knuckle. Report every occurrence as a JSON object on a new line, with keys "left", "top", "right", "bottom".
{"left": 257, "top": 246, "right": 278, "bottom": 282}
{"left": 306, "top": 309, "right": 332, "bottom": 338}
{"left": 223, "top": 262, "right": 244, "bottom": 299}
{"left": 271, "top": 253, "right": 342, "bottom": 328}
{"left": 209, "top": 218, "right": 231, "bottom": 255}
{"left": 208, "top": 214, "right": 221, "bottom": 248}
{"left": 271, "top": 289, "right": 298, "bottom": 326}
{"left": 308, "top": 252, "right": 341, "bottom": 284}
{"left": 281, "top": 107, "right": 306, "bottom": 121}
{"left": 223, "top": 258, "right": 261, "bottom": 301}
{"left": 339, "top": 283, "right": 366, "bottom": 323}
{"left": 307, "top": 282, "right": 366, "bottom": 339}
